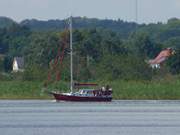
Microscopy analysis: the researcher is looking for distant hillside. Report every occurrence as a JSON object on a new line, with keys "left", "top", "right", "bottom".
{"left": 0, "top": 16, "right": 139, "bottom": 38}
{"left": 138, "top": 18, "right": 180, "bottom": 42}
{"left": 20, "top": 17, "right": 138, "bottom": 38}
{"left": 0, "top": 17, "right": 16, "bottom": 29}
{"left": 20, "top": 19, "right": 66, "bottom": 31}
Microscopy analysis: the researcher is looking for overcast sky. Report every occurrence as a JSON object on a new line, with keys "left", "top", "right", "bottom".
{"left": 0, "top": 0, "right": 180, "bottom": 24}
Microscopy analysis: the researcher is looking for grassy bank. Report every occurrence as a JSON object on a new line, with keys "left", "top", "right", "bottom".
{"left": 0, "top": 79, "right": 180, "bottom": 99}
{"left": 0, "top": 81, "right": 50, "bottom": 99}
{"left": 110, "top": 80, "right": 180, "bottom": 99}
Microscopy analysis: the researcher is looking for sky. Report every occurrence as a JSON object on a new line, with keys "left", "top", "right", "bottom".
{"left": 0, "top": 0, "right": 180, "bottom": 24}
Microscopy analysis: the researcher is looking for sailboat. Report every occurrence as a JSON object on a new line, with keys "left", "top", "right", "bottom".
{"left": 50, "top": 17, "right": 112, "bottom": 102}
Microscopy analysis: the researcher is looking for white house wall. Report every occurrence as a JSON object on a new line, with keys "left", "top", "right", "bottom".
{"left": 13, "top": 60, "right": 19, "bottom": 72}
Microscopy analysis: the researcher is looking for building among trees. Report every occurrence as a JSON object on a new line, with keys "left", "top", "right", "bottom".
{"left": 12, "top": 57, "right": 24, "bottom": 72}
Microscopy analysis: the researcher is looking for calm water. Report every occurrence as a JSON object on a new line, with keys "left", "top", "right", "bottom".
{"left": 0, "top": 100, "right": 180, "bottom": 135}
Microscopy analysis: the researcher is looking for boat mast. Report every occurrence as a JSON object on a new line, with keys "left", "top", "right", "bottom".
{"left": 135, "top": 0, "right": 138, "bottom": 24}
{"left": 70, "top": 16, "right": 73, "bottom": 93}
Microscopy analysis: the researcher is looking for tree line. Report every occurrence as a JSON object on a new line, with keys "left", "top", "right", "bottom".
{"left": 0, "top": 17, "right": 180, "bottom": 82}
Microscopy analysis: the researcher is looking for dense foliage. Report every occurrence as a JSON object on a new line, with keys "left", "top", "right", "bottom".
{"left": 0, "top": 16, "right": 180, "bottom": 84}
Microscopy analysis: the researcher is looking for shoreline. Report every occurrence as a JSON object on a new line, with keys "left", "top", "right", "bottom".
{"left": 0, "top": 80, "right": 180, "bottom": 100}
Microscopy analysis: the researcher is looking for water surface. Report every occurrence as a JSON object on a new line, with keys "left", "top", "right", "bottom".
{"left": 0, "top": 100, "right": 180, "bottom": 135}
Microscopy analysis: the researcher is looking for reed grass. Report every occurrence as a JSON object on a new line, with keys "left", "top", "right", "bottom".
{"left": 0, "top": 81, "right": 49, "bottom": 99}
{"left": 0, "top": 79, "right": 180, "bottom": 99}
{"left": 110, "top": 79, "right": 180, "bottom": 100}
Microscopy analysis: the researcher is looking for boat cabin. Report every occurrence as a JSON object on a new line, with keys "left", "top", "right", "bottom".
{"left": 79, "top": 89, "right": 95, "bottom": 96}
{"left": 77, "top": 87, "right": 112, "bottom": 97}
